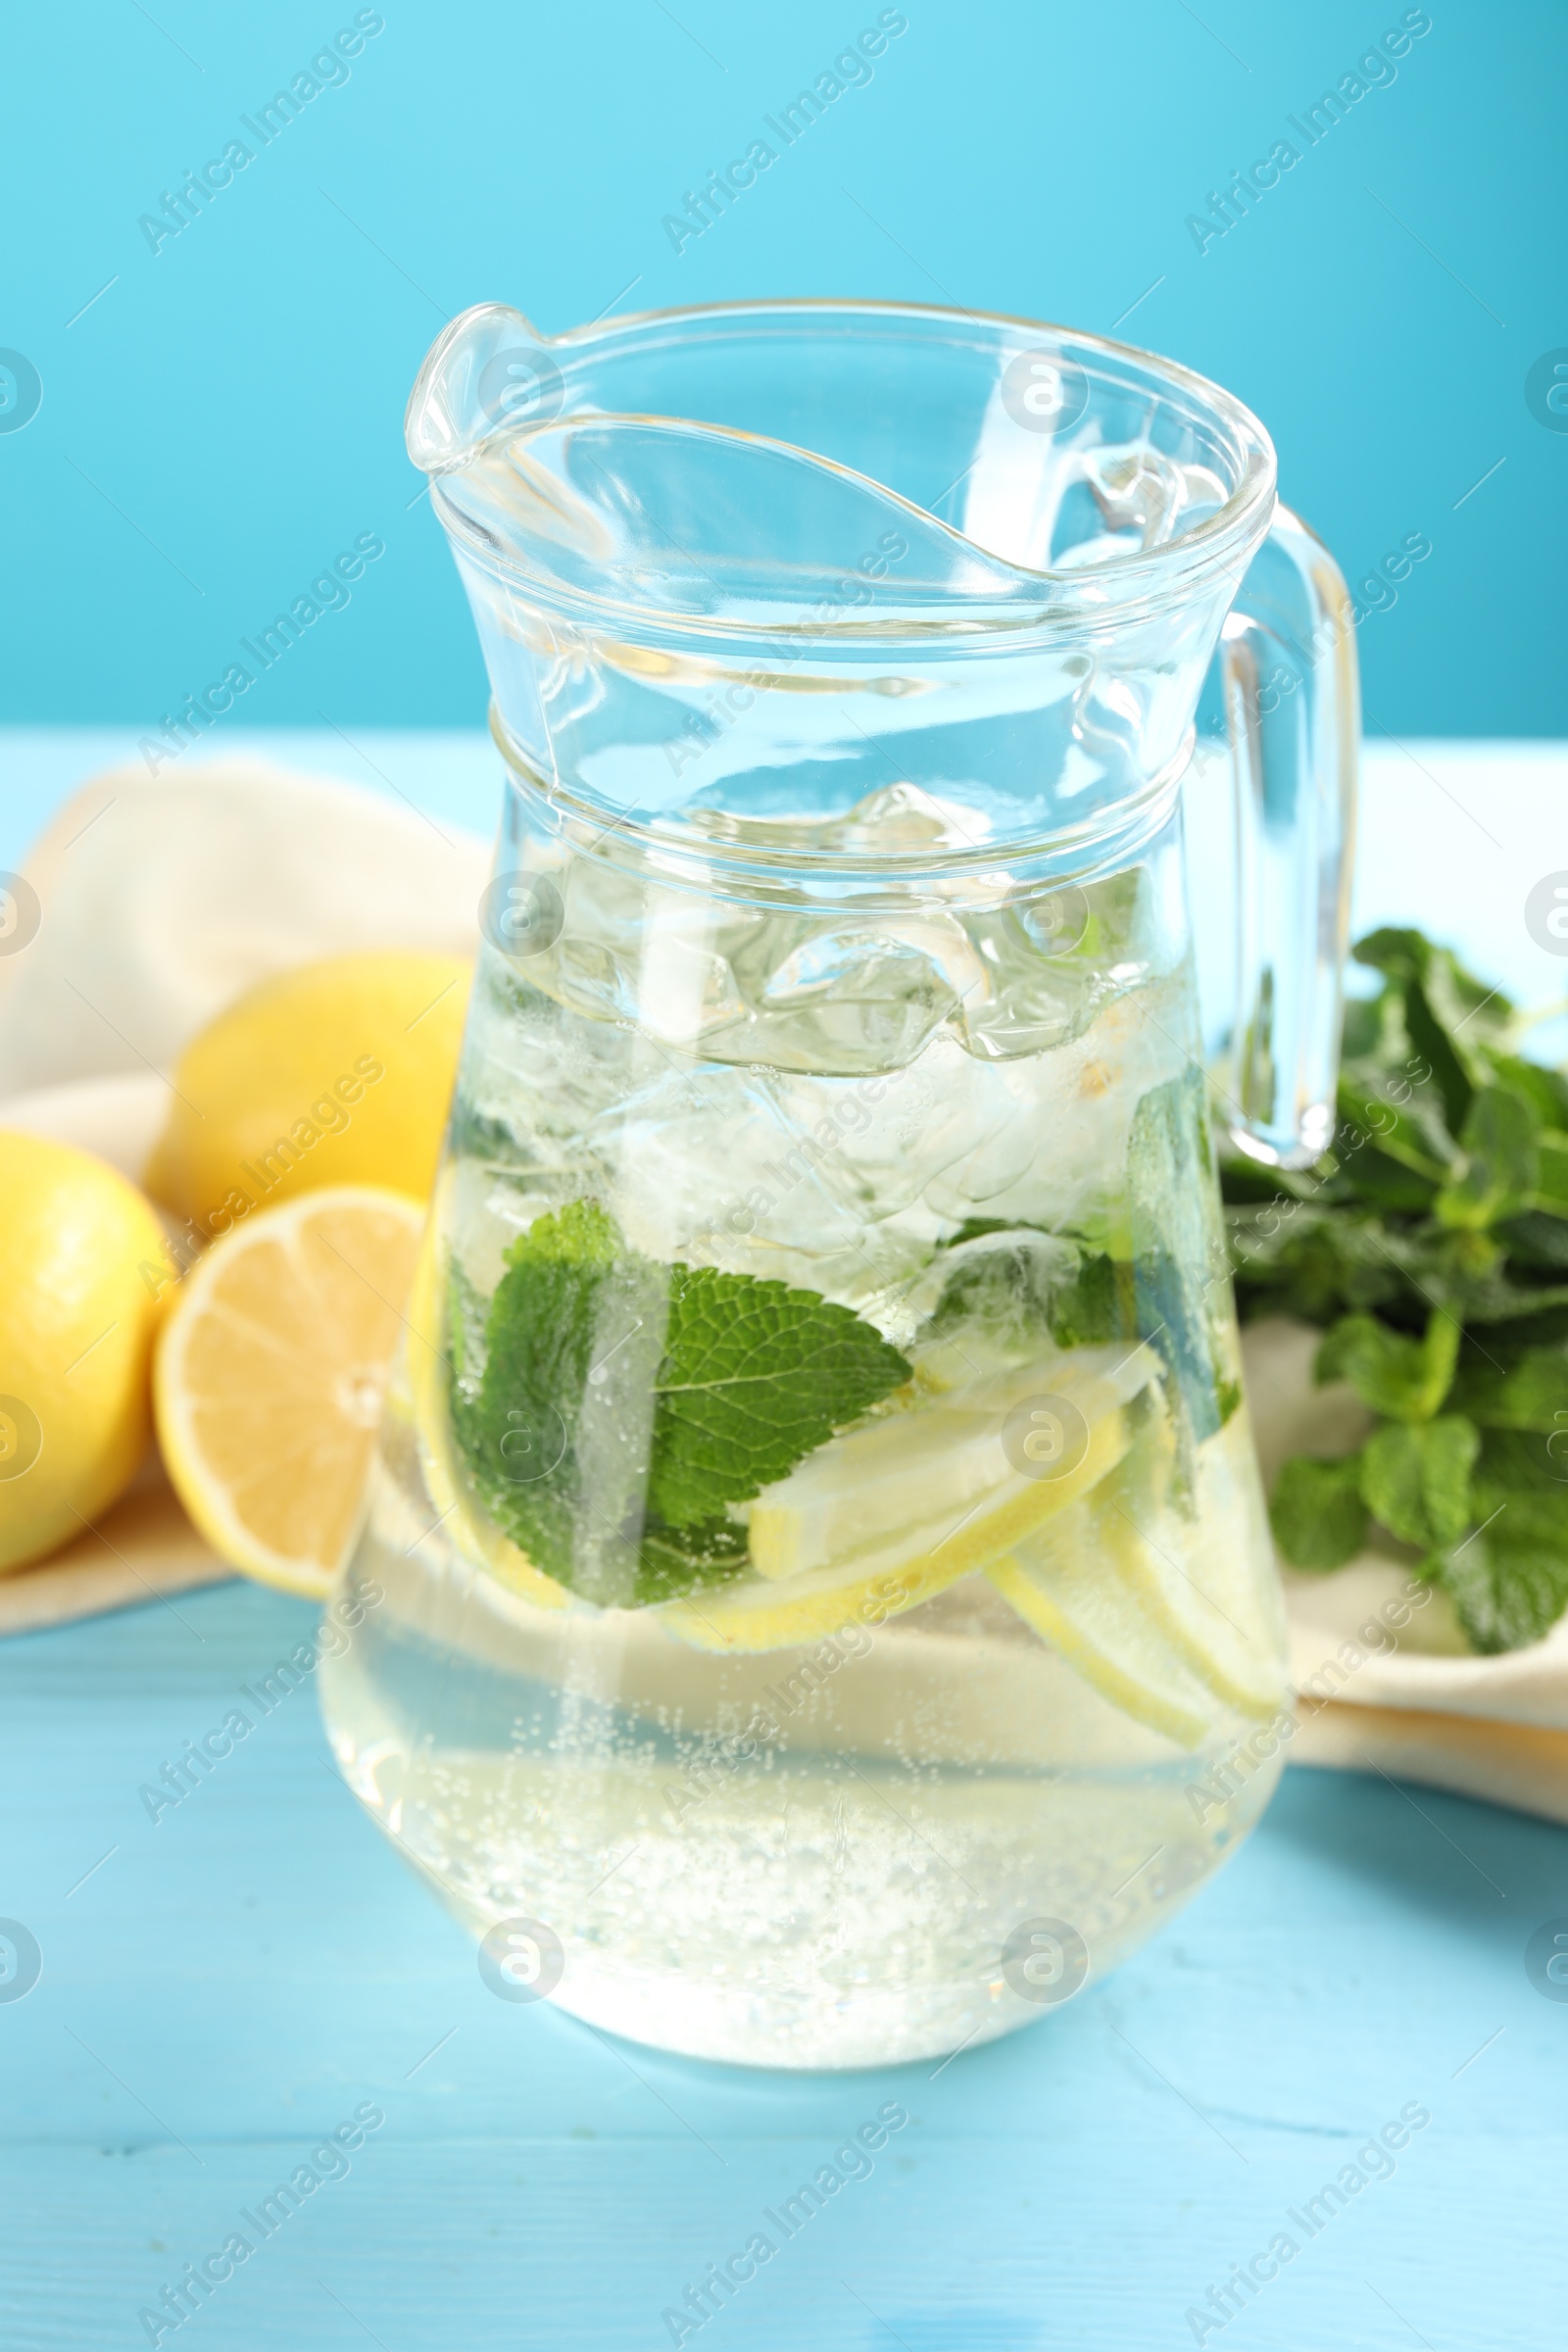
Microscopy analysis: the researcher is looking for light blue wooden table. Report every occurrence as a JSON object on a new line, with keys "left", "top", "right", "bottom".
{"left": 4, "top": 733, "right": 1566, "bottom": 2352}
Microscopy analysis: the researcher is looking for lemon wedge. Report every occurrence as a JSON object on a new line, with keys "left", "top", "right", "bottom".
{"left": 155, "top": 1186, "right": 423, "bottom": 1597}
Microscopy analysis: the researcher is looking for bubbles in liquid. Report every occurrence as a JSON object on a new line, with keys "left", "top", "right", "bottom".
{"left": 321, "top": 1419, "right": 1282, "bottom": 2068}
{"left": 320, "top": 814, "right": 1286, "bottom": 2067}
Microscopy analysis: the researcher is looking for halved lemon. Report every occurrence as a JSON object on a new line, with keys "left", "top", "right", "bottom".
{"left": 155, "top": 1186, "right": 424, "bottom": 1597}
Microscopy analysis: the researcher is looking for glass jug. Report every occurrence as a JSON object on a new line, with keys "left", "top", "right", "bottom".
{"left": 319, "top": 298, "right": 1357, "bottom": 2069}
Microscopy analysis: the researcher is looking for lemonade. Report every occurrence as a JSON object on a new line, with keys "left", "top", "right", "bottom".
{"left": 317, "top": 291, "right": 1354, "bottom": 2069}
{"left": 318, "top": 790, "right": 1289, "bottom": 2069}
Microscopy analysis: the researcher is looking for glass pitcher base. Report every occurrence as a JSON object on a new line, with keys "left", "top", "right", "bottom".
{"left": 422, "top": 1836, "right": 1269, "bottom": 2074}
{"left": 319, "top": 1550, "right": 1281, "bottom": 2071}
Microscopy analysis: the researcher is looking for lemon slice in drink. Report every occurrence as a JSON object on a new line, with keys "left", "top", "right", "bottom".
{"left": 659, "top": 1381, "right": 1136, "bottom": 1655}
{"left": 988, "top": 1536, "right": 1221, "bottom": 1749}
{"left": 744, "top": 1345, "right": 1151, "bottom": 1583}
{"left": 1096, "top": 1409, "right": 1285, "bottom": 1719}
{"left": 156, "top": 1187, "right": 424, "bottom": 1597}
{"left": 988, "top": 1409, "right": 1285, "bottom": 1738}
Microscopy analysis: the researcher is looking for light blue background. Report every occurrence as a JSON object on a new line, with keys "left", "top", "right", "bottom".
{"left": 0, "top": 0, "right": 1562, "bottom": 740}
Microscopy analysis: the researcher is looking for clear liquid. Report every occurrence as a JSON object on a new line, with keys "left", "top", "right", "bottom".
{"left": 321, "top": 1413, "right": 1282, "bottom": 2067}
{"left": 320, "top": 808, "right": 1289, "bottom": 2068}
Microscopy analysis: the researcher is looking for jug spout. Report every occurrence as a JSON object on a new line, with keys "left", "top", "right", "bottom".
{"left": 404, "top": 302, "right": 566, "bottom": 474}
{"left": 406, "top": 295, "right": 1296, "bottom": 895}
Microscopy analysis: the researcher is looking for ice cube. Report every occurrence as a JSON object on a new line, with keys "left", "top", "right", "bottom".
{"left": 950, "top": 863, "right": 1157, "bottom": 1065}
{"left": 943, "top": 978, "right": 1196, "bottom": 1238}
{"left": 767, "top": 1036, "right": 1034, "bottom": 1228}
{"left": 534, "top": 864, "right": 756, "bottom": 1052}
{"left": 458, "top": 956, "right": 643, "bottom": 1159}
{"left": 520, "top": 831, "right": 989, "bottom": 1076}
{"left": 725, "top": 908, "right": 979, "bottom": 1075}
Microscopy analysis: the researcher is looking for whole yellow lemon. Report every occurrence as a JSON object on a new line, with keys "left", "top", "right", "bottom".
{"left": 0, "top": 1130, "right": 169, "bottom": 1573}
{"left": 144, "top": 952, "right": 470, "bottom": 1232}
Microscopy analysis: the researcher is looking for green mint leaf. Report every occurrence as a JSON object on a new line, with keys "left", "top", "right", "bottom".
{"left": 1526, "top": 1132, "right": 1568, "bottom": 1222}
{"left": 1456, "top": 1430, "right": 1568, "bottom": 1646}
{"left": 1449, "top": 1346, "right": 1568, "bottom": 1436}
{"left": 1499, "top": 1210, "right": 1568, "bottom": 1274}
{"left": 1339, "top": 1145, "right": 1443, "bottom": 1215}
{"left": 633, "top": 1515, "right": 750, "bottom": 1605}
{"left": 1436, "top": 1258, "right": 1568, "bottom": 1328}
{"left": 944, "top": 1216, "right": 1023, "bottom": 1245}
{"left": 1435, "top": 1084, "right": 1541, "bottom": 1231}
{"left": 1434, "top": 1500, "right": 1568, "bottom": 1655}
{"left": 1226, "top": 1201, "right": 1405, "bottom": 1324}
{"left": 458, "top": 1200, "right": 664, "bottom": 1601}
{"left": 1472, "top": 1427, "right": 1568, "bottom": 1522}
{"left": 1130, "top": 1068, "right": 1239, "bottom": 1454}
{"left": 1360, "top": 1414, "right": 1479, "bottom": 1549}
{"left": 1487, "top": 1056, "right": 1568, "bottom": 1134}
{"left": 1352, "top": 927, "right": 1514, "bottom": 1133}
{"left": 1334, "top": 953, "right": 1458, "bottom": 1182}
{"left": 647, "top": 1264, "right": 911, "bottom": 1528}
{"left": 1336, "top": 1064, "right": 1451, "bottom": 1194}
{"left": 1046, "top": 1250, "right": 1133, "bottom": 1348}
{"left": 1316, "top": 1309, "right": 1459, "bottom": 1421}
{"left": 1269, "top": 1452, "right": 1368, "bottom": 1569}
{"left": 1216, "top": 1157, "right": 1314, "bottom": 1208}
{"left": 1225, "top": 1188, "right": 1568, "bottom": 1334}
{"left": 1339, "top": 991, "right": 1387, "bottom": 1062}
{"left": 928, "top": 1227, "right": 1130, "bottom": 1352}
{"left": 1435, "top": 1425, "right": 1568, "bottom": 1642}
{"left": 931, "top": 1222, "right": 1140, "bottom": 1351}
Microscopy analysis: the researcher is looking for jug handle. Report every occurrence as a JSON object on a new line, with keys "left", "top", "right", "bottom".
{"left": 1206, "top": 502, "right": 1359, "bottom": 1170}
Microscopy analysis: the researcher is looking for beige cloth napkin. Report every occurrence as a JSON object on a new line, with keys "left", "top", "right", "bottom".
{"left": 5, "top": 760, "right": 1566, "bottom": 1823}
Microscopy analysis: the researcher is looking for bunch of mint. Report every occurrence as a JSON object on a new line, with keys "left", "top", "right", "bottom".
{"left": 1222, "top": 928, "right": 1568, "bottom": 1652}
{"left": 447, "top": 1200, "right": 911, "bottom": 1607}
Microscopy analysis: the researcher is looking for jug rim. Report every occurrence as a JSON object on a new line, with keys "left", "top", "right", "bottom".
{"left": 411, "top": 293, "right": 1279, "bottom": 642}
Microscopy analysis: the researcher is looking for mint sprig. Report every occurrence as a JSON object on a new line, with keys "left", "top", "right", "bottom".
{"left": 448, "top": 1200, "right": 910, "bottom": 1607}
{"left": 1223, "top": 926, "right": 1568, "bottom": 1652}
